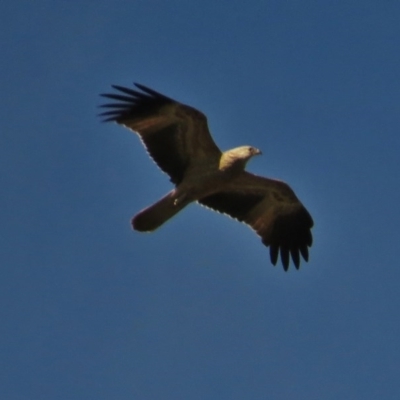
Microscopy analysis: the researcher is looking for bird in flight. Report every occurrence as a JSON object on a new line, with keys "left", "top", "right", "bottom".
{"left": 99, "top": 83, "right": 313, "bottom": 270}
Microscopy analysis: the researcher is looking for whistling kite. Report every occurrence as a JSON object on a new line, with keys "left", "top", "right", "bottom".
{"left": 100, "top": 83, "right": 313, "bottom": 270}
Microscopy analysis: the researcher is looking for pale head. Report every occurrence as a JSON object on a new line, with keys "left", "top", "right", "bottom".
{"left": 232, "top": 145, "right": 262, "bottom": 158}
{"left": 219, "top": 145, "right": 262, "bottom": 171}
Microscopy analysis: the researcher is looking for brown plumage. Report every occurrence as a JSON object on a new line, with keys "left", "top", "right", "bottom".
{"left": 99, "top": 83, "right": 314, "bottom": 271}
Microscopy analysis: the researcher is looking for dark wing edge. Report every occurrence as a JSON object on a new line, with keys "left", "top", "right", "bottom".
{"left": 198, "top": 172, "right": 314, "bottom": 271}
{"left": 99, "top": 83, "right": 221, "bottom": 184}
{"left": 99, "top": 83, "right": 175, "bottom": 123}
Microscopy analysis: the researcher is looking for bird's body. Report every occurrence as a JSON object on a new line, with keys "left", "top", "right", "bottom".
{"left": 133, "top": 145, "right": 261, "bottom": 232}
{"left": 100, "top": 83, "right": 314, "bottom": 270}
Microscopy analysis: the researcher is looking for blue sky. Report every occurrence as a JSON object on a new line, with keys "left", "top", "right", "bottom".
{"left": 2, "top": 1, "right": 400, "bottom": 399}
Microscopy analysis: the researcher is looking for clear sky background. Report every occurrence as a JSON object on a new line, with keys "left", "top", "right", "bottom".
{"left": 2, "top": 1, "right": 400, "bottom": 399}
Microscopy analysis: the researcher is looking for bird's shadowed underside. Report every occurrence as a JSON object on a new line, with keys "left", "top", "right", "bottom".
{"left": 99, "top": 83, "right": 314, "bottom": 271}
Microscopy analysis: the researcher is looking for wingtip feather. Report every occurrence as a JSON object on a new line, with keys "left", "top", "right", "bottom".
{"left": 291, "top": 249, "right": 300, "bottom": 269}
{"left": 280, "top": 247, "right": 290, "bottom": 271}
{"left": 270, "top": 245, "right": 279, "bottom": 266}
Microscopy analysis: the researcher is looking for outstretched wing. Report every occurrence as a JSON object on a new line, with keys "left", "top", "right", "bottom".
{"left": 198, "top": 172, "right": 313, "bottom": 271}
{"left": 99, "top": 83, "right": 221, "bottom": 184}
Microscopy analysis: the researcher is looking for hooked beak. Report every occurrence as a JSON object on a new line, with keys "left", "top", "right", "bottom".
{"left": 254, "top": 148, "right": 262, "bottom": 156}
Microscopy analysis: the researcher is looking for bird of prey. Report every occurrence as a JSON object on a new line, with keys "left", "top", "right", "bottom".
{"left": 99, "top": 83, "right": 313, "bottom": 270}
